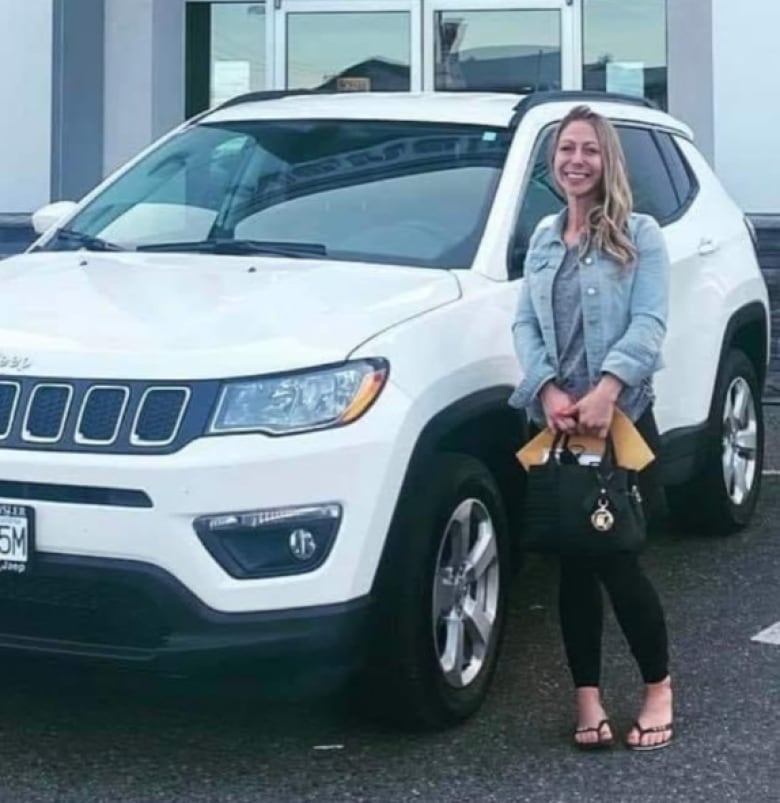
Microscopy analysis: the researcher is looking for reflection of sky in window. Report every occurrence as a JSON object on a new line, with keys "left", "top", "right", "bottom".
{"left": 235, "top": 167, "right": 499, "bottom": 267}
{"left": 437, "top": 10, "right": 560, "bottom": 52}
{"left": 287, "top": 13, "right": 411, "bottom": 87}
{"left": 211, "top": 2, "right": 266, "bottom": 103}
{"left": 435, "top": 10, "right": 561, "bottom": 91}
{"left": 584, "top": 0, "right": 666, "bottom": 66}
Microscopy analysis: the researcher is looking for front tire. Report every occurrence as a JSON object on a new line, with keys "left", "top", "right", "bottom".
{"left": 666, "top": 348, "right": 763, "bottom": 534}
{"left": 365, "top": 453, "right": 510, "bottom": 730}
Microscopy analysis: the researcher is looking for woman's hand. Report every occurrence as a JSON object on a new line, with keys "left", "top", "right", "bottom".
{"left": 539, "top": 382, "right": 577, "bottom": 433}
{"left": 573, "top": 375, "right": 623, "bottom": 438}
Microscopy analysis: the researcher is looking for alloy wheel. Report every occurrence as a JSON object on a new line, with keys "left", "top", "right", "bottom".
{"left": 431, "top": 498, "right": 500, "bottom": 689}
{"left": 721, "top": 376, "right": 758, "bottom": 506}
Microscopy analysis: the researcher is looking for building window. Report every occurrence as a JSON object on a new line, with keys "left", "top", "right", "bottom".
{"left": 186, "top": 2, "right": 267, "bottom": 117}
{"left": 582, "top": 0, "right": 667, "bottom": 110}
{"left": 434, "top": 9, "right": 561, "bottom": 93}
{"left": 285, "top": 12, "right": 411, "bottom": 92}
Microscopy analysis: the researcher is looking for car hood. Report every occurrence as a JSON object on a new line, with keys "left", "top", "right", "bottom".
{"left": 0, "top": 252, "right": 461, "bottom": 379}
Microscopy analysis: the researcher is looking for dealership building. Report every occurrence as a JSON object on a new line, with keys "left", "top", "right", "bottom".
{"left": 0, "top": 0, "right": 778, "bottom": 240}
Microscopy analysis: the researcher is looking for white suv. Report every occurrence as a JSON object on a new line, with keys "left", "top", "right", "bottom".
{"left": 0, "top": 91, "right": 768, "bottom": 729}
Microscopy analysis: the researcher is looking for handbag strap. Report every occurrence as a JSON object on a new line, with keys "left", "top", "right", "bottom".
{"left": 601, "top": 433, "right": 617, "bottom": 469}
{"left": 546, "top": 431, "right": 572, "bottom": 464}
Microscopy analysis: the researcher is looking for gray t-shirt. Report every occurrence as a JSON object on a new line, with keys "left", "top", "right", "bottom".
{"left": 552, "top": 246, "right": 590, "bottom": 400}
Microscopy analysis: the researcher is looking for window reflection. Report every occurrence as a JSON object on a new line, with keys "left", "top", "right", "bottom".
{"left": 435, "top": 10, "right": 561, "bottom": 93}
{"left": 210, "top": 3, "right": 267, "bottom": 106}
{"left": 286, "top": 12, "right": 411, "bottom": 91}
{"left": 583, "top": 0, "right": 667, "bottom": 109}
{"left": 185, "top": 2, "right": 266, "bottom": 115}
{"left": 61, "top": 120, "right": 512, "bottom": 270}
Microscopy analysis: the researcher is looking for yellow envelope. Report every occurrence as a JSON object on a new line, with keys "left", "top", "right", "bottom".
{"left": 516, "top": 408, "right": 655, "bottom": 471}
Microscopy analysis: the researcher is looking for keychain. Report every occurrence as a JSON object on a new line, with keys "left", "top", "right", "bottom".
{"left": 591, "top": 493, "right": 615, "bottom": 532}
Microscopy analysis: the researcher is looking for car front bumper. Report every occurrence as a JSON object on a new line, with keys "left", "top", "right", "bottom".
{"left": 0, "top": 379, "right": 413, "bottom": 612}
{"left": 0, "top": 552, "right": 372, "bottom": 685}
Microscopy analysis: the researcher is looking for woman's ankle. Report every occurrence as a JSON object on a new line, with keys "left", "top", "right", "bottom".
{"left": 575, "top": 686, "right": 608, "bottom": 724}
{"left": 644, "top": 675, "right": 672, "bottom": 693}
{"left": 575, "top": 684, "right": 603, "bottom": 700}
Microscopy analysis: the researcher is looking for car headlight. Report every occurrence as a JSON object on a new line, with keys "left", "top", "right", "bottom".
{"left": 208, "top": 359, "right": 389, "bottom": 435}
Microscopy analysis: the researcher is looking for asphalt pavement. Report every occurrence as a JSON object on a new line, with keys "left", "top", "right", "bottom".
{"left": 763, "top": 404, "right": 780, "bottom": 471}
{"left": 0, "top": 416, "right": 779, "bottom": 802}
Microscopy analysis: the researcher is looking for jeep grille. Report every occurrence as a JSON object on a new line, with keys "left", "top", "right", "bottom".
{"left": 0, "top": 377, "right": 215, "bottom": 454}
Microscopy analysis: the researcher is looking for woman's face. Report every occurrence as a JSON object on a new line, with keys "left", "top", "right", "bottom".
{"left": 553, "top": 120, "right": 603, "bottom": 202}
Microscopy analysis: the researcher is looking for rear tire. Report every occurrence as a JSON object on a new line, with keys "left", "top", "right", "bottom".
{"left": 364, "top": 452, "right": 510, "bottom": 730}
{"left": 666, "top": 348, "right": 763, "bottom": 535}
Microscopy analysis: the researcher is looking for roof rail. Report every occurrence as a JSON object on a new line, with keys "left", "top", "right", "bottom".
{"left": 196, "top": 87, "right": 658, "bottom": 129}
{"left": 513, "top": 90, "right": 657, "bottom": 113}
{"left": 214, "top": 88, "right": 340, "bottom": 111}
{"left": 509, "top": 90, "right": 657, "bottom": 127}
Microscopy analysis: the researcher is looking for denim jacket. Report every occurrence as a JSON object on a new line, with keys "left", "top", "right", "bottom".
{"left": 508, "top": 210, "right": 670, "bottom": 424}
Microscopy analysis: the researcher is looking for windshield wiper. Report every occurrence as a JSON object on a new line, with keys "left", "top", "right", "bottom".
{"left": 136, "top": 239, "right": 328, "bottom": 258}
{"left": 49, "top": 228, "right": 126, "bottom": 252}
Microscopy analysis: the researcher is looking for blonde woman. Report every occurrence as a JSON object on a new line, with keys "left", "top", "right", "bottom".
{"left": 509, "top": 106, "right": 673, "bottom": 751}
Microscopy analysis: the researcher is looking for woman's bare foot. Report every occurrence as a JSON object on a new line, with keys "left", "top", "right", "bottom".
{"left": 574, "top": 686, "right": 613, "bottom": 747}
{"left": 626, "top": 676, "right": 674, "bottom": 750}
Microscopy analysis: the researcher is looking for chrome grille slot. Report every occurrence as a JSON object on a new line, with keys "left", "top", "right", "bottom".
{"left": 0, "top": 376, "right": 201, "bottom": 453}
{"left": 0, "top": 381, "right": 20, "bottom": 438}
{"left": 23, "top": 384, "right": 73, "bottom": 443}
{"left": 131, "top": 387, "right": 190, "bottom": 446}
{"left": 75, "top": 386, "right": 130, "bottom": 445}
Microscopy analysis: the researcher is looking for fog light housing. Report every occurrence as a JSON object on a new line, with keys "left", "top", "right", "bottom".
{"left": 193, "top": 503, "right": 342, "bottom": 578}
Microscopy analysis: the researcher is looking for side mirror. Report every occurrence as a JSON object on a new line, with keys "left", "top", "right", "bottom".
{"left": 31, "top": 201, "right": 78, "bottom": 235}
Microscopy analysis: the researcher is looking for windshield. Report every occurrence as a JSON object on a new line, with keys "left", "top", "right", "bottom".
{"left": 42, "top": 119, "right": 512, "bottom": 269}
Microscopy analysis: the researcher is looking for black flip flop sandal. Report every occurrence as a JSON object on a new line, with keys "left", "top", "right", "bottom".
{"left": 626, "top": 721, "right": 674, "bottom": 751}
{"left": 573, "top": 718, "right": 614, "bottom": 750}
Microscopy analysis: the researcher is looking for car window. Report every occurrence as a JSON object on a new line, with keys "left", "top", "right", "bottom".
{"left": 511, "top": 122, "right": 685, "bottom": 275}
{"left": 616, "top": 126, "right": 679, "bottom": 223}
{"left": 49, "top": 120, "right": 513, "bottom": 270}
{"left": 76, "top": 132, "right": 254, "bottom": 246}
{"left": 654, "top": 131, "right": 697, "bottom": 208}
{"left": 511, "top": 129, "right": 564, "bottom": 260}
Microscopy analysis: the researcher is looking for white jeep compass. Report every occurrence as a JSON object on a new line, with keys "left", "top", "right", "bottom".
{"left": 0, "top": 90, "right": 769, "bottom": 729}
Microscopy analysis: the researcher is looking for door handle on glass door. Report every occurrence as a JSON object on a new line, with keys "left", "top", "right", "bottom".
{"left": 698, "top": 237, "right": 718, "bottom": 255}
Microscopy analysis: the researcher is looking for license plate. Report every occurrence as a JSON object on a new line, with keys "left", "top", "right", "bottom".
{"left": 0, "top": 504, "right": 35, "bottom": 574}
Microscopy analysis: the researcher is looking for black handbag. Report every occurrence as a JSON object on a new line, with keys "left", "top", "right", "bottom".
{"left": 520, "top": 433, "right": 646, "bottom": 555}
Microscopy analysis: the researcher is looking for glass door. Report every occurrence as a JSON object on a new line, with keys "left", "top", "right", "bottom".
{"left": 274, "top": 0, "right": 422, "bottom": 92}
{"left": 424, "top": 0, "right": 580, "bottom": 93}
{"left": 185, "top": 1, "right": 272, "bottom": 116}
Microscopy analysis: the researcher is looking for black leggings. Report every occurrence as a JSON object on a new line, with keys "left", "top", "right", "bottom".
{"left": 557, "top": 407, "right": 669, "bottom": 687}
{"left": 559, "top": 552, "right": 669, "bottom": 686}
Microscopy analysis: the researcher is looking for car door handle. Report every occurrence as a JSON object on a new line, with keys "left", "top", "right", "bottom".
{"left": 698, "top": 237, "right": 718, "bottom": 256}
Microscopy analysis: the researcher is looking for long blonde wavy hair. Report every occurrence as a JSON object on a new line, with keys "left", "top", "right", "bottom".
{"left": 550, "top": 105, "right": 636, "bottom": 267}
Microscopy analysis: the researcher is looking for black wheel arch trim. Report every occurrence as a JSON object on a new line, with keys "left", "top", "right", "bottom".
{"left": 713, "top": 301, "right": 769, "bottom": 408}
{"left": 405, "top": 386, "right": 524, "bottom": 468}
{"left": 372, "top": 386, "right": 525, "bottom": 588}
{"left": 663, "top": 301, "right": 768, "bottom": 486}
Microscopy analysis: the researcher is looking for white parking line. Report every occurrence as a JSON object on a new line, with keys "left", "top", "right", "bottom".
{"left": 763, "top": 469, "right": 780, "bottom": 475}
{"left": 751, "top": 622, "right": 780, "bottom": 645}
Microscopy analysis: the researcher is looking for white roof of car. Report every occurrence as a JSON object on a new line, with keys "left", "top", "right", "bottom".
{"left": 202, "top": 91, "right": 693, "bottom": 139}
